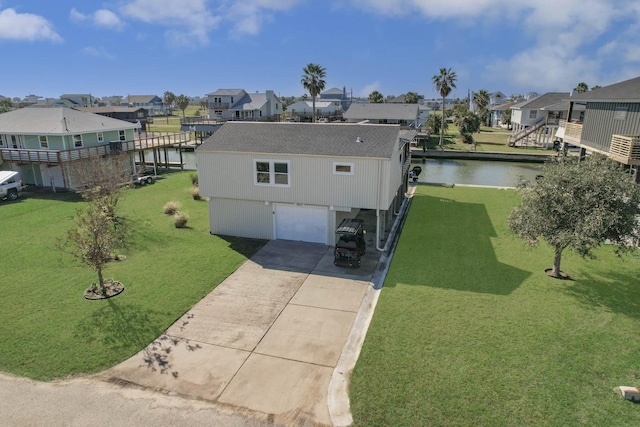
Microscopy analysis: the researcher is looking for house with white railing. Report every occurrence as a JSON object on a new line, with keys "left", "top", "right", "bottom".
{"left": 206, "top": 89, "right": 282, "bottom": 121}
{"left": 559, "top": 76, "right": 640, "bottom": 180}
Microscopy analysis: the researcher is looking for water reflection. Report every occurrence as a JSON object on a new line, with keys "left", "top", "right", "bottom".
{"left": 413, "top": 159, "right": 543, "bottom": 187}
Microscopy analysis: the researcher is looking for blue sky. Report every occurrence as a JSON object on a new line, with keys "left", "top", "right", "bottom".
{"left": 1, "top": 0, "right": 640, "bottom": 101}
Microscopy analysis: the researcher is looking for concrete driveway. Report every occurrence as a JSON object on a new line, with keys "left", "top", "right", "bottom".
{"left": 103, "top": 239, "right": 381, "bottom": 426}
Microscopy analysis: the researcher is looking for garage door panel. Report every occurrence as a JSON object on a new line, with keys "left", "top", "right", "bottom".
{"left": 275, "top": 205, "right": 328, "bottom": 244}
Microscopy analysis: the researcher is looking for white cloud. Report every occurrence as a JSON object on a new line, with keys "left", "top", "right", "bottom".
{"left": 82, "top": 46, "right": 115, "bottom": 60}
{"left": 359, "top": 82, "right": 381, "bottom": 97}
{"left": 70, "top": 8, "right": 124, "bottom": 31}
{"left": 0, "top": 8, "right": 62, "bottom": 42}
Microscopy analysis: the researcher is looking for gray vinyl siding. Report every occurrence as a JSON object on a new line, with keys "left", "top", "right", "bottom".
{"left": 581, "top": 102, "right": 640, "bottom": 152}
{"left": 208, "top": 198, "right": 274, "bottom": 240}
{"left": 198, "top": 152, "right": 397, "bottom": 210}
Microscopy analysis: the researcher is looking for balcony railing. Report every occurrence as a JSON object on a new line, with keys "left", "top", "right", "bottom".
{"left": 0, "top": 132, "right": 190, "bottom": 165}
{"left": 563, "top": 122, "right": 583, "bottom": 144}
{"left": 208, "top": 102, "right": 229, "bottom": 109}
{"left": 609, "top": 134, "right": 640, "bottom": 165}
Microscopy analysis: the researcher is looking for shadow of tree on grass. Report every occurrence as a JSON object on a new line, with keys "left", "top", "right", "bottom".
{"left": 76, "top": 300, "right": 202, "bottom": 378}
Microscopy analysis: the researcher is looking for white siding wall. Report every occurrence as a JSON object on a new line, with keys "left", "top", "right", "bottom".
{"left": 198, "top": 151, "right": 396, "bottom": 210}
{"left": 208, "top": 198, "right": 274, "bottom": 240}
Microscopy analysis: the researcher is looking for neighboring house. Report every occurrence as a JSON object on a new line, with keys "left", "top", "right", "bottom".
{"left": 196, "top": 122, "right": 415, "bottom": 247}
{"left": 78, "top": 106, "right": 149, "bottom": 130}
{"left": 0, "top": 107, "right": 138, "bottom": 189}
{"left": 206, "top": 89, "right": 282, "bottom": 121}
{"left": 57, "top": 94, "right": 97, "bottom": 108}
{"left": 489, "top": 91, "right": 507, "bottom": 106}
{"left": 508, "top": 92, "right": 578, "bottom": 148}
{"left": 561, "top": 76, "right": 640, "bottom": 177}
{"left": 490, "top": 101, "right": 517, "bottom": 127}
{"left": 343, "top": 103, "right": 419, "bottom": 127}
{"left": 121, "top": 95, "right": 164, "bottom": 116}
{"left": 286, "top": 100, "right": 341, "bottom": 120}
{"left": 320, "top": 87, "right": 351, "bottom": 111}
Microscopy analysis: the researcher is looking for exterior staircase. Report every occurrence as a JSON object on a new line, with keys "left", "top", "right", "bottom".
{"left": 508, "top": 118, "right": 546, "bottom": 147}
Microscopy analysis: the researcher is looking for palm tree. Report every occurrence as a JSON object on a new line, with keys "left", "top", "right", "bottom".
{"left": 404, "top": 92, "right": 419, "bottom": 104}
{"left": 301, "top": 63, "right": 326, "bottom": 123}
{"left": 573, "top": 82, "right": 589, "bottom": 93}
{"left": 473, "top": 89, "right": 490, "bottom": 126}
{"left": 368, "top": 91, "right": 384, "bottom": 103}
{"left": 163, "top": 91, "right": 176, "bottom": 116}
{"left": 432, "top": 68, "right": 457, "bottom": 148}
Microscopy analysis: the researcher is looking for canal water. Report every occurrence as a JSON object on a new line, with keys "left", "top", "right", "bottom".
{"left": 412, "top": 159, "right": 543, "bottom": 187}
{"left": 154, "top": 149, "right": 543, "bottom": 188}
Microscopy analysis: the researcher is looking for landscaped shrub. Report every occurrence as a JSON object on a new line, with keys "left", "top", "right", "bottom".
{"left": 190, "top": 173, "right": 198, "bottom": 186}
{"left": 174, "top": 212, "right": 188, "bottom": 228}
{"left": 163, "top": 201, "right": 180, "bottom": 215}
{"left": 190, "top": 187, "right": 201, "bottom": 200}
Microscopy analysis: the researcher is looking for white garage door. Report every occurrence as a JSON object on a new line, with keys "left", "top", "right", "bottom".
{"left": 274, "top": 204, "right": 328, "bottom": 244}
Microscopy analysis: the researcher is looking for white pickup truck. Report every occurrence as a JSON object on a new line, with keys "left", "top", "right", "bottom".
{"left": 0, "top": 171, "right": 24, "bottom": 201}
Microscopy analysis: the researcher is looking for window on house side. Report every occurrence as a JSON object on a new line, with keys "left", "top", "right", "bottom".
{"left": 73, "top": 134, "right": 83, "bottom": 148}
{"left": 529, "top": 110, "right": 537, "bottom": 119}
{"left": 334, "top": 162, "right": 354, "bottom": 175}
{"left": 39, "top": 135, "right": 48, "bottom": 148}
{"left": 97, "top": 132, "right": 104, "bottom": 143}
{"left": 119, "top": 130, "right": 126, "bottom": 141}
{"left": 614, "top": 106, "right": 628, "bottom": 120}
{"left": 254, "top": 160, "right": 289, "bottom": 186}
{"left": 0, "top": 135, "right": 5, "bottom": 147}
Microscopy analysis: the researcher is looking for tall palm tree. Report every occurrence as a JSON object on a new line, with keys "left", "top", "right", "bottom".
{"left": 473, "top": 89, "right": 490, "bottom": 126}
{"left": 368, "top": 90, "right": 384, "bottom": 103}
{"left": 301, "top": 63, "right": 326, "bottom": 123}
{"left": 432, "top": 68, "right": 457, "bottom": 148}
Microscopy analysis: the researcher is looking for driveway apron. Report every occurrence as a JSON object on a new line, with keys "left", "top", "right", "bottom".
{"left": 104, "top": 239, "right": 379, "bottom": 426}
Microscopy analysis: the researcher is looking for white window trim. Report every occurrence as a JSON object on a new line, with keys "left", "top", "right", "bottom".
{"left": 39, "top": 135, "right": 48, "bottom": 149}
{"left": 119, "top": 130, "right": 126, "bottom": 141}
{"left": 614, "top": 106, "right": 628, "bottom": 121}
{"left": 73, "top": 134, "right": 83, "bottom": 148}
{"left": 253, "top": 159, "right": 290, "bottom": 187}
{"left": 97, "top": 132, "right": 104, "bottom": 143}
{"left": 333, "top": 162, "right": 354, "bottom": 175}
{"left": 528, "top": 110, "right": 537, "bottom": 119}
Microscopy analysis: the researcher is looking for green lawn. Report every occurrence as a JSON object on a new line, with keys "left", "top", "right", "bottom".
{"left": 0, "top": 171, "right": 265, "bottom": 381}
{"left": 350, "top": 185, "right": 640, "bottom": 426}
{"left": 420, "top": 125, "right": 549, "bottom": 154}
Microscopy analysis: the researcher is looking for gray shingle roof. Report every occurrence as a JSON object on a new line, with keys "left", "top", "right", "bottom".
{"left": 565, "top": 76, "right": 640, "bottom": 102}
{"left": 206, "top": 89, "right": 246, "bottom": 96}
{"left": 230, "top": 93, "right": 267, "bottom": 110}
{"left": 123, "top": 95, "right": 160, "bottom": 104}
{"left": 0, "top": 107, "right": 138, "bottom": 134}
{"left": 79, "top": 106, "right": 147, "bottom": 114}
{"left": 511, "top": 92, "right": 570, "bottom": 110}
{"left": 344, "top": 103, "right": 419, "bottom": 121}
{"left": 197, "top": 122, "right": 406, "bottom": 159}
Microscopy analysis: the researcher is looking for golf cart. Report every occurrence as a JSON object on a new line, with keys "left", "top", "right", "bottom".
{"left": 334, "top": 218, "right": 366, "bottom": 268}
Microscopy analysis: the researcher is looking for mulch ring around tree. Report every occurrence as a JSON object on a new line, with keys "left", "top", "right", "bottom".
{"left": 84, "top": 280, "right": 125, "bottom": 300}
{"left": 544, "top": 268, "right": 572, "bottom": 280}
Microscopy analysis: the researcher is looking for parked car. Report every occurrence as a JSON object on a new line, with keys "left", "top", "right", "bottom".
{"left": 132, "top": 168, "right": 155, "bottom": 186}
{"left": 334, "top": 218, "right": 367, "bottom": 268}
{"left": 0, "top": 171, "right": 24, "bottom": 201}
{"left": 317, "top": 117, "right": 329, "bottom": 123}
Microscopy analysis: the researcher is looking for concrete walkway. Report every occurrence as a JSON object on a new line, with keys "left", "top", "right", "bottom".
{"left": 102, "top": 239, "right": 382, "bottom": 426}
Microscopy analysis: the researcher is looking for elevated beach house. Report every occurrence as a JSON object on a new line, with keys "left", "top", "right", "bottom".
{"left": 196, "top": 122, "right": 415, "bottom": 247}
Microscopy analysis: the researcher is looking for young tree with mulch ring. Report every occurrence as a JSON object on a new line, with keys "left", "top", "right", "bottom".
{"left": 508, "top": 155, "right": 640, "bottom": 278}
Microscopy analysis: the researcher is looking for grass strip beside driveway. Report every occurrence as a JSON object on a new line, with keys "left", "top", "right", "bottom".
{"left": 350, "top": 185, "right": 640, "bottom": 426}
{"left": 0, "top": 171, "right": 265, "bottom": 381}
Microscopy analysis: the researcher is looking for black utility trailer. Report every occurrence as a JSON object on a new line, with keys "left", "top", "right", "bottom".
{"left": 334, "top": 218, "right": 367, "bottom": 268}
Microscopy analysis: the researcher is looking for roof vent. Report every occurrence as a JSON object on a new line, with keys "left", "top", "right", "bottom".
{"left": 356, "top": 136, "right": 364, "bottom": 143}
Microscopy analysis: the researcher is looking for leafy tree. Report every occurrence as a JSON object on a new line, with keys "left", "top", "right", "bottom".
{"left": 432, "top": 67, "right": 457, "bottom": 148}
{"left": 368, "top": 91, "right": 384, "bottom": 103}
{"left": 0, "top": 98, "right": 13, "bottom": 113}
{"left": 452, "top": 104, "right": 481, "bottom": 146}
{"left": 573, "top": 82, "right": 589, "bottom": 93}
{"left": 301, "top": 63, "right": 326, "bottom": 123}
{"left": 591, "top": 85, "right": 602, "bottom": 90}
{"left": 175, "top": 94, "right": 190, "bottom": 118}
{"left": 163, "top": 91, "right": 176, "bottom": 115}
{"left": 385, "top": 95, "right": 395, "bottom": 102}
{"left": 501, "top": 109, "right": 512, "bottom": 128}
{"left": 473, "top": 89, "right": 490, "bottom": 126}
{"left": 404, "top": 92, "right": 419, "bottom": 104}
{"left": 62, "top": 154, "right": 133, "bottom": 295}
{"left": 508, "top": 155, "right": 640, "bottom": 278}
{"left": 425, "top": 113, "right": 446, "bottom": 141}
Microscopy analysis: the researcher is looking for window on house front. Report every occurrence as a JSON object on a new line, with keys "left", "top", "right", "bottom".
{"left": 73, "top": 134, "right": 83, "bottom": 148}
{"left": 119, "top": 130, "right": 126, "bottom": 141}
{"left": 97, "top": 132, "right": 104, "bottom": 143}
{"left": 39, "top": 135, "right": 48, "bottom": 148}
{"left": 614, "top": 106, "right": 628, "bottom": 120}
{"left": 333, "top": 162, "right": 354, "bottom": 175}
{"left": 137, "top": 112, "right": 144, "bottom": 118}
{"left": 529, "top": 110, "right": 537, "bottom": 119}
{"left": 254, "top": 160, "right": 289, "bottom": 186}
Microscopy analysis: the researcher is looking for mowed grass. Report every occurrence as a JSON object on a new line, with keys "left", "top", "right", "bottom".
{"left": 0, "top": 171, "right": 265, "bottom": 381}
{"left": 419, "top": 125, "right": 549, "bottom": 154}
{"left": 350, "top": 185, "right": 640, "bottom": 426}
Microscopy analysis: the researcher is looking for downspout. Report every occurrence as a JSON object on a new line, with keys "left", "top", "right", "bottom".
{"left": 376, "top": 159, "right": 384, "bottom": 252}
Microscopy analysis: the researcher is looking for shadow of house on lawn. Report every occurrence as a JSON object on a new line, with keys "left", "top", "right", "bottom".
{"left": 386, "top": 194, "right": 530, "bottom": 295}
